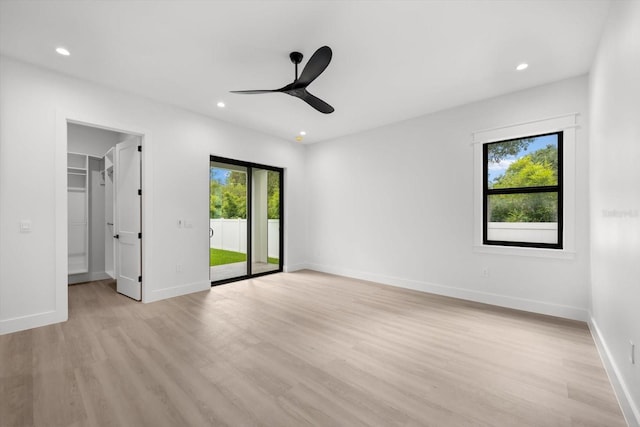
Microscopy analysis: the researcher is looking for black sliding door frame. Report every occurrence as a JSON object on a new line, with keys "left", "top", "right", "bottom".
{"left": 210, "top": 155, "right": 284, "bottom": 286}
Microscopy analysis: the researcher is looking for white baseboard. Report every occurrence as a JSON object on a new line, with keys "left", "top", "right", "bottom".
{"left": 306, "top": 263, "right": 588, "bottom": 321}
{"left": 588, "top": 316, "right": 640, "bottom": 427}
{"left": 68, "top": 271, "right": 111, "bottom": 285}
{"left": 144, "top": 280, "right": 211, "bottom": 303}
{"left": 0, "top": 309, "right": 67, "bottom": 335}
{"left": 284, "top": 263, "right": 309, "bottom": 273}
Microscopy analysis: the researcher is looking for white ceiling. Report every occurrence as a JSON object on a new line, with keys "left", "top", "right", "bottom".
{"left": 0, "top": 0, "right": 610, "bottom": 144}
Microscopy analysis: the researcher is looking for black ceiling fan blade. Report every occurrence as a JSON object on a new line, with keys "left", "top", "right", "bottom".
{"left": 230, "top": 89, "right": 279, "bottom": 94}
{"left": 295, "top": 46, "right": 332, "bottom": 87}
{"left": 295, "top": 90, "right": 334, "bottom": 114}
{"left": 230, "top": 47, "right": 333, "bottom": 114}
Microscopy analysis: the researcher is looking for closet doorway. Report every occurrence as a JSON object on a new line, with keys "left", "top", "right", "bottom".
{"left": 67, "top": 123, "right": 143, "bottom": 300}
{"left": 209, "top": 156, "right": 283, "bottom": 285}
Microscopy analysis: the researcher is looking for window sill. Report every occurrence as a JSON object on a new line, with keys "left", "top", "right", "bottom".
{"left": 473, "top": 245, "right": 575, "bottom": 260}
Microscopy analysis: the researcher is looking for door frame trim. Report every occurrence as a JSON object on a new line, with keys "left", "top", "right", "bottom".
{"left": 56, "top": 110, "right": 153, "bottom": 321}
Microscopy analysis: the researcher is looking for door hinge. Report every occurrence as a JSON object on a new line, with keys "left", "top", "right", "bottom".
{"left": 138, "top": 275, "right": 142, "bottom": 282}
{"left": 138, "top": 189, "right": 142, "bottom": 196}
{"left": 138, "top": 232, "right": 142, "bottom": 239}
{"left": 137, "top": 145, "right": 142, "bottom": 152}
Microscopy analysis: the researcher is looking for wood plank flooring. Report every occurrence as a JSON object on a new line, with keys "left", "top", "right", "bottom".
{"left": 0, "top": 270, "right": 627, "bottom": 426}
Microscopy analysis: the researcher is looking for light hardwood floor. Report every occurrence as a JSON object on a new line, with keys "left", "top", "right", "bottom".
{"left": 0, "top": 270, "right": 627, "bottom": 426}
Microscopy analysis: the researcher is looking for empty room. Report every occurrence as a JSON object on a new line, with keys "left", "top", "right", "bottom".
{"left": 0, "top": 1, "right": 638, "bottom": 426}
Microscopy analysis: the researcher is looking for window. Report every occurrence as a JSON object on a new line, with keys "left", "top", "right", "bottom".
{"left": 483, "top": 132, "right": 563, "bottom": 249}
{"left": 473, "top": 113, "right": 577, "bottom": 258}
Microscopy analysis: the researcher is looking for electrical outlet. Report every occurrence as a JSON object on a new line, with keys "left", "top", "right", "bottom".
{"left": 19, "top": 220, "right": 32, "bottom": 233}
{"left": 631, "top": 341, "right": 636, "bottom": 364}
{"left": 482, "top": 267, "right": 490, "bottom": 277}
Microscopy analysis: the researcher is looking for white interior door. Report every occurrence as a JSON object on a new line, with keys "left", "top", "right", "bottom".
{"left": 115, "top": 138, "right": 141, "bottom": 300}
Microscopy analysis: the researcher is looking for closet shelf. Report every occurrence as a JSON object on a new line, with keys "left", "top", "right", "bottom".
{"left": 67, "top": 152, "right": 88, "bottom": 170}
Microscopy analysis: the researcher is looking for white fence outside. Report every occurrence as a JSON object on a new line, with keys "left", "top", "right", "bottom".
{"left": 487, "top": 222, "right": 558, "bottom": 244}
{"left": 210, "top": 218, "right": 280, "bottom": 259}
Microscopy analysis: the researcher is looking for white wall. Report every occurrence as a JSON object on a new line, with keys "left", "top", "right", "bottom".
{"left": 0, "top": 56, "right": 307, "bottom": 334}
{"left": 589, "top": 0, "right": 640, "bottom": 424}
{"left": 67, "top": 122, "right": 121, "bottom": 157}
{"left": 87, "top": 157, "right": 106, "bottom": 281}
{"left": 305, "top": 75, "right": 590, "bottom": 320}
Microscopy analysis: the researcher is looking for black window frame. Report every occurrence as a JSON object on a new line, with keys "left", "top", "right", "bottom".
{"left": 482, "top": 131, "right": 563, "bottom": 249}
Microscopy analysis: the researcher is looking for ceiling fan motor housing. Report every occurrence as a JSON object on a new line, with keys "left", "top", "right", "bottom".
{"left": 289, "top": 51, "right": 303, "bottom": 64}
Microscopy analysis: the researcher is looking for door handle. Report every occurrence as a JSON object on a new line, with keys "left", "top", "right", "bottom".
{"left": 114, "top": 234, "right": 119, "bottom": 239}
{"left": 209, "top": 228, "right": 214, "bottom": 238}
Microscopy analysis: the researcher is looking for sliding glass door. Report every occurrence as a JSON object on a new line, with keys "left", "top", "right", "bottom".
{"left": 209, "top": 156, "right": 283, "bottom": 285}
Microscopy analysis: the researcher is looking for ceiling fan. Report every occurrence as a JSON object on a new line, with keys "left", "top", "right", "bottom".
{"left": 231, "top": 46, "right": 334, "bottom": 114}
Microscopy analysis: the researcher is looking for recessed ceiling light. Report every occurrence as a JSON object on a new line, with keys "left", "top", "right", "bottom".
{"left": 516, "top": 63, "right": 529, "bottom": 71}
{"left": 56, "top": 47, "right": 70, "bottom": 56}
{"left": 295, "top": 136, "right": 303, "bottom": 142}
{"left": 299, "top": 131, "right": 306, "bottom": 136}
{"left": 217, "top": 101, "right": 225, "bottom": 108}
